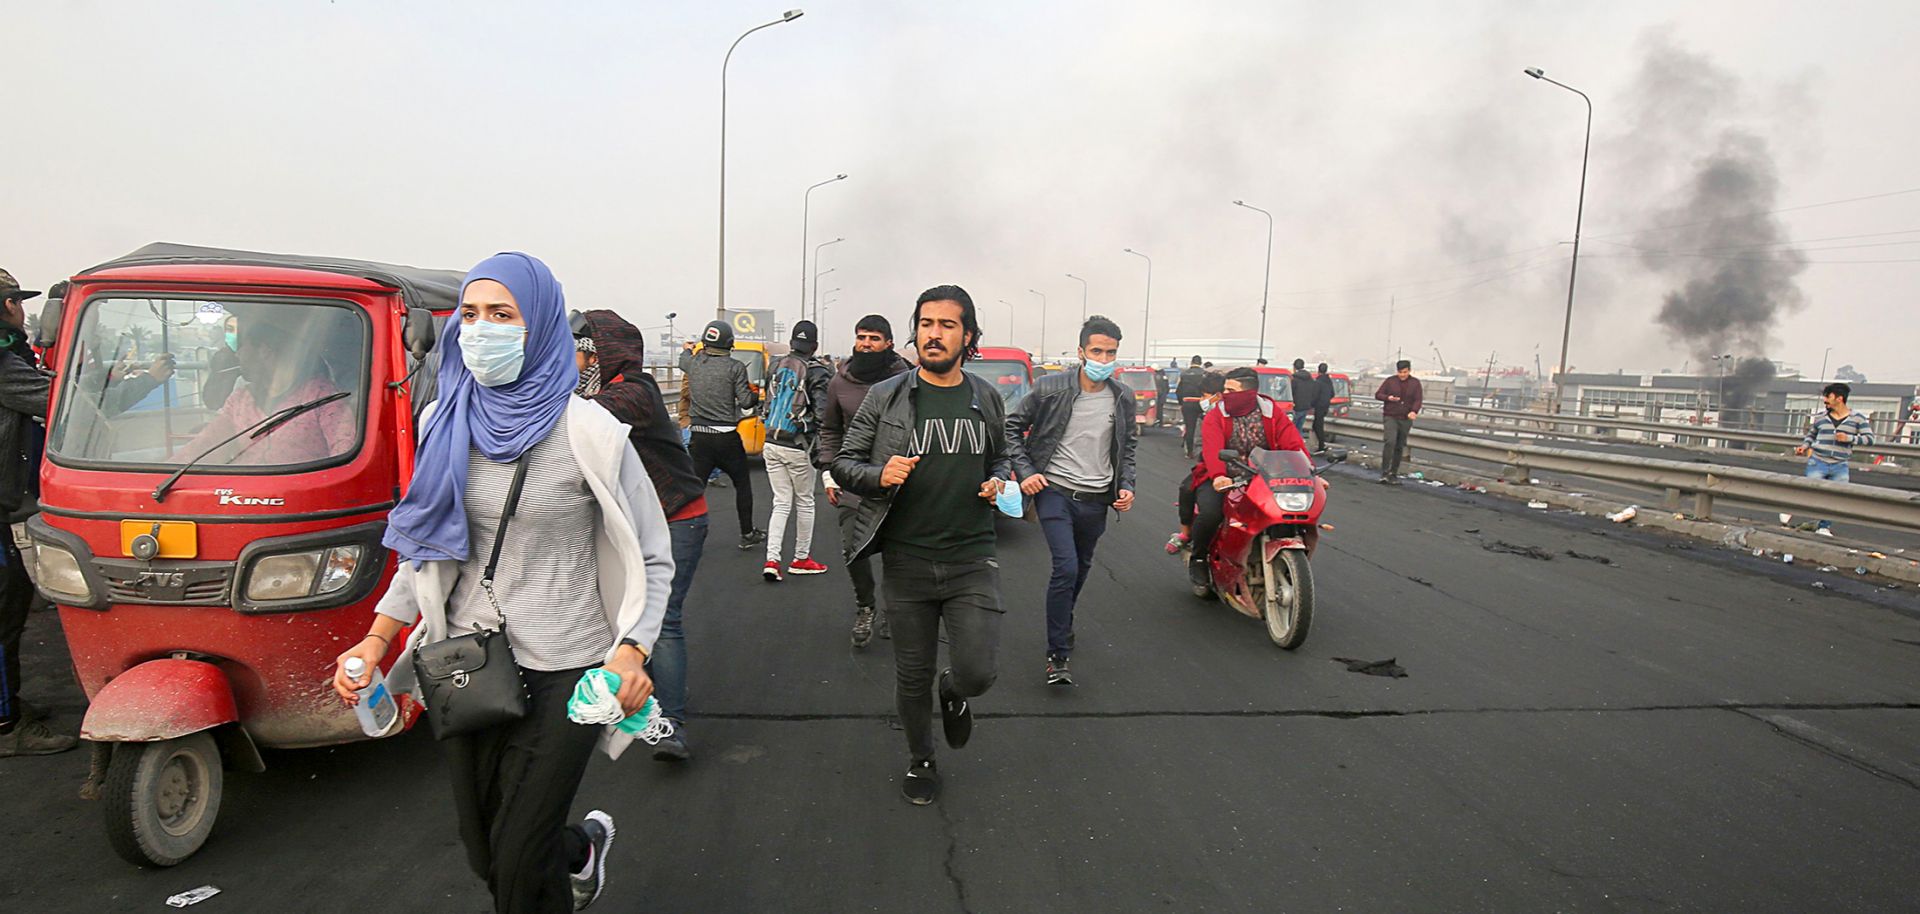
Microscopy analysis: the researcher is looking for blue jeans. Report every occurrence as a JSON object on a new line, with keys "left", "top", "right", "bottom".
{"left": 647, "top": 513, "right": 707, "bottom": 724}
{"left": 1034, "top": 487, "right": 1110, "bottom": 658}
{"left": 1803, "top": 458, "right": 1850, "bottom": 531}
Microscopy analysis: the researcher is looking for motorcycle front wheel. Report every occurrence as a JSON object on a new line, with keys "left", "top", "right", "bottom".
{"left": 1260, "top": 547, "right": 1314, "bottom": 649}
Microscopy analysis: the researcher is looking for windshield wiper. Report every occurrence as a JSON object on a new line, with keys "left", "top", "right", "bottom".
{"left": 152, "top": 391, "right": 352, "bottom": 502}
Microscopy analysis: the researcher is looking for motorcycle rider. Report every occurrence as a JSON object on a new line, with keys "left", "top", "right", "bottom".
{"left": 1186, "top": 366, "right": 1313, "bottom": 592}
{"left": 818, "top": 314, "right": 914, "bottom": 648}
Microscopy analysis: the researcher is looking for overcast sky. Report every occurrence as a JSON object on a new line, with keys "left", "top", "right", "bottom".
{"left": 5, "top": 1, "right": 1915, "bottom": 379}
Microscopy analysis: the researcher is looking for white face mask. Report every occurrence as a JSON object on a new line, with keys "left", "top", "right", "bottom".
{"left": 460, "top": 320, "right": 528, "bottom": 387}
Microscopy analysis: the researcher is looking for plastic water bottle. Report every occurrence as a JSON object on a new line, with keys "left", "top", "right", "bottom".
{"left": 343, "top": 657, "right": 399, "bottom": 737}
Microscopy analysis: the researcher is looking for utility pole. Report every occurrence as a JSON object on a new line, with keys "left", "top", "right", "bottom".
{"left": 1386, "top": 295, "right": 1395, "bottom": 365}
{"left": 1481, "top": 351, "right": 1498, "bottom": 406}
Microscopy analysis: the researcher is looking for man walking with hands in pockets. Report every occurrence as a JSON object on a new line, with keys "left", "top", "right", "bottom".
{"left": 831, "top": 285, "right": 1012, "bottom": 806}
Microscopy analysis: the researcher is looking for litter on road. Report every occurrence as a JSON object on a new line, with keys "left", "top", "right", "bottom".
{"left": 166, "top": 886, "right": 221, "bottom": 907}
{"left": 1607, "top": 506, "right": 1639, "bottom": 523}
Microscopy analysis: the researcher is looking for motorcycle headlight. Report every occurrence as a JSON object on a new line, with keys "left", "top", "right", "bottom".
{"left": 33, "top": 542, "right": 93, "bottom": 603}
{"left": 245, "top": 545, "right": 363, "bottom": 602}
{"left": 1276, "top": 491, "right": 1314, "bottom": 513}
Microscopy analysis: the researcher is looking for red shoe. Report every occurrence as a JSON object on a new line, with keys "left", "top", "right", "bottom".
{"left": 762, "top": 561, "right": 783, "bottom": 583}
{"left": 788, "top": 557, "right": 830, "bottom": 575}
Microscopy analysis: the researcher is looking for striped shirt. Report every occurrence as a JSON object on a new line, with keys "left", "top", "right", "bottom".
{"left": 1803, "top": 409, "right": 1874, "bottom": 465}
{"left": 447, "top": 413, "right": 614, "bottom": 671}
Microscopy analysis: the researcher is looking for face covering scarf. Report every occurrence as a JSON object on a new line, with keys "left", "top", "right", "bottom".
{"left": 1223, "top": 388, "right": 1260, "bottom": 416}
{"left": 574, "top": 336, "right": 602, "bottom": 396}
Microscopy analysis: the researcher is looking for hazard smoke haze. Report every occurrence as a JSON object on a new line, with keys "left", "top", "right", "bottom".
{"left": 3, "top": 2, "right": 1915, "bottom": 378}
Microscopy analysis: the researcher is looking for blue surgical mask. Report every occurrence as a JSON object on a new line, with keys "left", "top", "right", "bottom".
{"left": 1082, "top": 358, "right": 1119, "bottom": 383}
{"left": 460, "top": 320, "right": 528, "bottom": 387}
{"left": 223, "top": 331, "right": 238, "bottom": 352}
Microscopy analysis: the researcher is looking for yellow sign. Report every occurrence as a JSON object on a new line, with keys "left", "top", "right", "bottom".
{"left": 120, "top": 521, "right": 198, "bottom": 559}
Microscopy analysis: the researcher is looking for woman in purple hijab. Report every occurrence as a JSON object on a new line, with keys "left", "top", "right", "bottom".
{"left": 332, "top": 253, "right": 676, "bottom": 913}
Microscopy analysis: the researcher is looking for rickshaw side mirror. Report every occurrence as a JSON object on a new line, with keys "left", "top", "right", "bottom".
{"left": 403, "top": 308, "right": 438, "bottom": 360}
{"left": 33, "top": 298, "right": 62, "bottom": 349}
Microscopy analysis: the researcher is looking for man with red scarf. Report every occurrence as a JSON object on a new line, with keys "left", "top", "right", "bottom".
{"left": 1186, "top": 366, "right": 1313, "bottom": 591}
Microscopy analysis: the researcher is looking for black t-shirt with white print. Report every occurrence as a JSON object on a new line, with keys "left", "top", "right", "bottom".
{"left": 881, "top": 379, "right": 996, "bottom": 562}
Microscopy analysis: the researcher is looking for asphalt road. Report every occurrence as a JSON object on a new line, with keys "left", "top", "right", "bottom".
{"left": 5, "top": 428, "right": 1920, "bottom": 912}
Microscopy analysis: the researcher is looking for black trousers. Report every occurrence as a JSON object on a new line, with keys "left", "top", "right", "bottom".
{"left": 689, "top": 430, "right": 754, "bottom": 535}
{"left": 1181, "top": 402, "right": 1203, "bottom": 454}
{"left": 446, "top": 665, "right": 601, "bottom": 914}
{"left": 1311, "top": 408, "right": 1329, "bottom": 449}
{"left": 881, "top": 553, "right": 1002, "bottom": 762}
{"left": 0, "top": 535, "right": 33, "bottom": 730}
{"left": 1189, "top": 485, "right": 1226, "bottom": 568}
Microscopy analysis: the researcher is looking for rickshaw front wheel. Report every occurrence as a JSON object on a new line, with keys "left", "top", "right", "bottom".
{"left": 101, "top": 731, "right": 224, "bottom": 867}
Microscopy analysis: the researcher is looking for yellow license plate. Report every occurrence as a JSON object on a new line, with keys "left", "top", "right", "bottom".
{"left": 120, "top": 521, "right": 198, "bottom": 559}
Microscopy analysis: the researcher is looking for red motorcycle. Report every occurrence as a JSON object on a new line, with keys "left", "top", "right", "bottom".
{"left": 1181, "top": 447, "right": 1341, "bottom": 649}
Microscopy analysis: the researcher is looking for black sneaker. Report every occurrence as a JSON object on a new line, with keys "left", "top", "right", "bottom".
{"left": 851, "top": 605, "right": 876, "bottom": 649}
{"left": 0, "top": 719, "right": 79, "bottom": 757}
{"left": 738, "top": 528, "right": 767, "bottom": 550}
{"left": 1046, "top": 655, "right": 1074, "bottom": 687}
{"left": 938, "top": 669, "right": 972, "bottom": 749}
{"left": 902, "top": 758, "right": 939, "bottom": 806}
{"left": 570, "top": 810, "right": 616, "bottom": 910}
{"left": 1188, "top": 557, "right": 1212, "bottom": 591}
{"left": 877, "top": 611, "right": 891, "bottom": 640}
{"left": 651, "top": 725, "right": 691, "bottom": 762}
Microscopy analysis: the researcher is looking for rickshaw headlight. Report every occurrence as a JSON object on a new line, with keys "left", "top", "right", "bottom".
{"left": 246, "top": 551, "right": 324, "bottom": 601}
{"left": 315, "top": 546, "right": 363, "bottom": 595}
{"left": 1276, "top": 491, "right": 1314, "bottom": 513}
{"left": 33, "top": 543, "right": 92, "bottom": 602}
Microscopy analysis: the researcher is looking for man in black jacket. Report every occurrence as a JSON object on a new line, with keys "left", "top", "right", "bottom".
{"left": 818, "top": 314, "right": 914, "bottom": 647}
{"left": 830, "top": 285, "right": 1011, "bottom": 806}
{"left": 1290, "top": 358, "right": 1317, "bottom": 437}
{"left": 0, "top": 269, "right": 77, "bottom": 756}
{"left": 680, "top": 320, "right": 763, "bottom": 548}
{"left": 575, "top": 310, "right": 705, "bottom": 762}
{"left": 1005, "top": 316, "right": 1137, "bottom": 686}
{"left": 1176, "top": 355, "right": 1206, "bottom": 457}
{"left": 1311, "top": 361, "right": 1335, "bottom": 451}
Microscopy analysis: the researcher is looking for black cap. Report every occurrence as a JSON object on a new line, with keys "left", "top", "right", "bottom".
{"left": 790, "top": 319, "right": 818, "bottom": 354}
{"left": 0, "top": 268, "right": 40, "bottom": 302}
{"left": 1190, "top": 355, "right": 1203, "bottom": 365}
{"left": 702, "top": 320, "right": 734, "bottom": 349}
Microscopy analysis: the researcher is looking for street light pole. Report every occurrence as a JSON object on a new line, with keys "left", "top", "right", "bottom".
{"left": 1819, "top": 346, "right": 1833, "bottom": 380}
{"left": 1232, "top": 200, "right": 1274, "bottom": 364}
{"left": 1028, "top": 289, "right": 1048, "bottom": 358}
{"left": 718, "top": 9, "right": 806, "bottom": 318}
{"left": 1524, "top": 66, "right": 1592, "bottom": 415}
{"left": 1065, "top": 273, "right": 1088, "bottom": 330}
{"left": 1123, "top": 248, "right": 1152, "bottom": 362}
{"left": 811, "top": 236, "right": 844, "bottom": 328}
{"left": 800, "top": 173, "right": 847, "bottom": 319}
{"left": 996, "top": 299, "right": 1017, "bottom": 348}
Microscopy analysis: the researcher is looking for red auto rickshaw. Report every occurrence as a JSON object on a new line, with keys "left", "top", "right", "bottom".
{"left": 963, "top": 346, "right": 1035, "bottom": 409}
{"left": 1114, "top": 365, "right": 1164, "bottom": 428}
{"left": 26, "top": 243, "right": 457, "bottom": 866}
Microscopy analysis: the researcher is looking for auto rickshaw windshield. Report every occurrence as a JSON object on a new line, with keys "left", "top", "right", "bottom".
{"left": 729, "top": 347, "right": 766, "bottom": 386}
{"left": 961, "top": 359, "right": 1031, "bottom": 408}
{"left": 48, "top": 297, "right": 368, "bottom": 471}
{"left": 1258, "top": 373, "right": 1294, "bottom": 402}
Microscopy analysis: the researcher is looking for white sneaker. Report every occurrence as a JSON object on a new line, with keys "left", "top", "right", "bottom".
{"left": 1814, "top": 528, "right": 1834, "bottom": 537}
{"left": 571, "top": 810, "right": 616, "bottom": 910}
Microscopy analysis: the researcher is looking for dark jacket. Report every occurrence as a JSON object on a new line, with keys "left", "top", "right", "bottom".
{"left": 1176, "top": 365, "right": 1207, "bottom": 400}
{"left": 1291, "top": 368, "right": 1317, "bottom": 409}
{"left": 580, "top": 310, "right": 705, "bottom": 519}
{"left": 1374, "top": 375, "right": 1424, "bottom": 419}
{"left": 828, "top": 370, "right": 1013, "bottom": 563}
{"left": 0, "top": 339, "right": 52, "bottom": 518}
{"left": 1004, "top": 370, "right": 1138, "bottom": 501}
{"left": 682, "top": 346, "right": 757, "bottom": 429}
{"left": 1312, "top": 373, "right": 1335, "bottom": 412}
{"left": 816, "top": 350, "right": 914, "bottom": 469}
{"left": 761, "top": 351, "right": 833, "bottom": 453}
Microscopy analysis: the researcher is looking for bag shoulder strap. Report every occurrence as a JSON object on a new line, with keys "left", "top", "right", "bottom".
{"left": 478, "top": 457, "right": 532, "bottom": 627}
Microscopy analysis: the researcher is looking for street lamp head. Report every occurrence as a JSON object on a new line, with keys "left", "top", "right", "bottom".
{"left": 1231, "top": 199, "right": 1244, "bottom": 206}
{"left": 835, "top": 173, "right": 847, "bottom": 180}
{"left": 782, "top": 9, "right": 804, "bottom": 21}
{"left": 666, "top": 311, "right": 677, "bottom": 320}
{"left": 1524, "top": 67, "right": 1544, "bottom": 79}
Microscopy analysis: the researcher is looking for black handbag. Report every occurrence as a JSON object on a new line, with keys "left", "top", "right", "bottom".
{"left": 413, "top": 458, "right": 532, "bottom": 740}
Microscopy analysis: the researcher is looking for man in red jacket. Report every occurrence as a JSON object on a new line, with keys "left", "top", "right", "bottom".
{"left": 1373, "top": 359, "right": 1423, "bottom": 484}
{"left": 1186, "top": 367, "right": 1312, "bottom": 591}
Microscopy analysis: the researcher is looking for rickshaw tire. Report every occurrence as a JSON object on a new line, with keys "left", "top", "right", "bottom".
{"left": 101, "top": 732, "right": 223, "bottom": 867}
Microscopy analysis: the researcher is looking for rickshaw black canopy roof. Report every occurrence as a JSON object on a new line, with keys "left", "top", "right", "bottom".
{"left": 82, "top": 242, "right": 465, "bottom": 313}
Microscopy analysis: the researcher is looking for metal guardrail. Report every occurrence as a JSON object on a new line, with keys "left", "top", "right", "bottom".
{"left": 1352, "top": 401, "right": 1920, "bottom": 460}
{"left": 1331, "top": 416, "right": 1920, "bottom": 530}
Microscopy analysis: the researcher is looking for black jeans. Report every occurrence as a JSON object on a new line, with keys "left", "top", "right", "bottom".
{"left": 446, "top": 666, "right": 601, "bottom": 914}
{"left": 1311, "top": 408, "right": 1329, "bottom": 449}
{"left": 881, "top": 553, "right": 1002, "bottom": 762}
{"left": 1189, "top": 485, "right": 1226, "bottom": 569}
{"left": 0, "top": 535, "right": 32, "bottom": 731}
{"left": 836, "top": 496, "right": 878, "bottom": 608}
{"left": 1181, "top": 401, "right": 1204, "bottom": 454}
{"left": 1034, "top": 488, "right": 1109, "bottom": 658}
{"left": 689, "top": 430, "right": 754, "bottom": 535}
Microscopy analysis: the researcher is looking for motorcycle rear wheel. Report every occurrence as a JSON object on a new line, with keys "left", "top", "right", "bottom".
{"left": 1261, "top": 548, "right": 1313, "bottom": 649}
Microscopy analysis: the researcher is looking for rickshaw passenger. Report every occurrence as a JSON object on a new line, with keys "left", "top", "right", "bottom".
{"left": 334, "top": 253, "right": 673, "bottom": 913}
{"left": 179, "top": 320, "right": 352, "bottom": 465}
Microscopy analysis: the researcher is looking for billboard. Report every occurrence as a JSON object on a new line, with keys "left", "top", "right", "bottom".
{"left": 724, "top": 309, "right": 775, "bottom": 342}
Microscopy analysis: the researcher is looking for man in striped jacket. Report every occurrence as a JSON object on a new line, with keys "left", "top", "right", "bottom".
{"left": 1796, "top": 382, "right": 1874, "bottom": 536}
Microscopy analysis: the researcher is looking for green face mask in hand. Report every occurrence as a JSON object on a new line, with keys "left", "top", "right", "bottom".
{"left": 566, "top": 668, "right": 674, "bottom": 742}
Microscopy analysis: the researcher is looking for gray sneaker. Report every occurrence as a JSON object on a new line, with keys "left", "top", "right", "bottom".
{"left": 570, "top": 810, "right": 616, "bottom": 910}
{"left": 0, "top": 719, "right": 80, "bottom": 757}
{"left": 851, "top": 605, "right": 876, "bottom": 649}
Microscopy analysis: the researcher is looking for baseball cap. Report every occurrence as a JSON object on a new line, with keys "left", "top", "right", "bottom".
{"left": 0, "top": 268, "right": 42, "bottom": 302}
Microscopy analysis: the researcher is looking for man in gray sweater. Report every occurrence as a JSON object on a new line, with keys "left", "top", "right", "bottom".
{"left": 681, "top": 320, "right": 762, "bottom": 548}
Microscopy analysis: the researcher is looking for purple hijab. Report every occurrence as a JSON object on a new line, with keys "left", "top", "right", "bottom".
{"left": 383, "top": 252, "right": 580, "bottom": 564}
